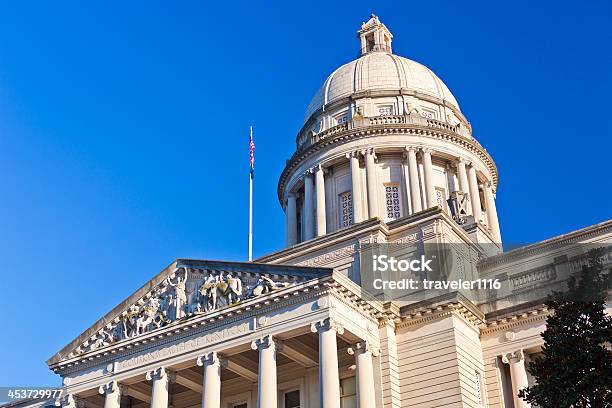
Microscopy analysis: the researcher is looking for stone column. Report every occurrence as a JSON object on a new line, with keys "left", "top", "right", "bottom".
{"left": 285, "top": 194, "right": 298, "bottom": 246}
{"left": 456, "top": 158, "right": 470, "bottom": 195}
{"left": 146, "top": 368, "right": 170, "bottom": 408}
{"left": 315, "top": 164, "right": 327, "bottom": 236}
{"left": 251, "top": 335, "right": 278, "bottom": 408}
{"left": 348, "top": 152, "right": 363, "bottom": 223}
{"left": 467, "top": 164, "right": 482, "bottom": 223}
{"left": 303, "top": 171, "right": 315, "bottom": 240}
{"left": 406, "top": 147, "right": 422, "bottom": 213}
{"left": 502, "top": 350, "right": 531, "bottom": 408}
{"left": 348, "top": 342, "right": 378, "bottom": 408}
{"left": 421, "top": 148, "right": 437, "bottom": 208}
{"left": 483, "top": 181, "right": 501, "bottom": 242}
{"left": 197, "top": 352, "right": 224, "bottom": 408}
{"left": 364, "top": 148, "right": 379, "bottom": 219}
{"left": 98, "top": 381, "right": 124, "bottom": 408}
{"left": 311, "top": 318, "right": 343, "bottom": 408}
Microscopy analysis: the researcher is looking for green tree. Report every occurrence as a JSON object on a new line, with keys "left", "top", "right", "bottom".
{"left": 518, "top": 248, "right": 612, "bottom": 407}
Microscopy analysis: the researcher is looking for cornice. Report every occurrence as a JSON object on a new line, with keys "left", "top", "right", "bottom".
{"left": 278, "top": 123, "right": 498, "bottom": 205}
{"left": 256, "top": 207, "right": 467, "bottom": 265}
{"left": 478, "top": 219, "right": 612, "bottom": 270}
{"left": 480, "top": 306, "right": 550, "bottom": 335}
{"left": 394, "top": 293, "right": 551, "bottom": 336}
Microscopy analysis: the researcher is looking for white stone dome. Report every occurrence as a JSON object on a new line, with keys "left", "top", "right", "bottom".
{"left": 304, "top": 52, "right": 460, "bottom": 123}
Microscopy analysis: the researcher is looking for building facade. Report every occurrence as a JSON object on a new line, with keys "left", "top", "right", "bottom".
{"left": 11, "top": 15, "right": 612, "bottom": 408}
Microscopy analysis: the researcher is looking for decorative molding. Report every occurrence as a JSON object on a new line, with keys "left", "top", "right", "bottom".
{"left": 478, "top": 220, "right": 612, "bottom": 270}
{"left": 295, "top": 244, "right": 356, "bottom": 267}
{"left": 481, "top": 308, "right": 549, "bottom": 335}
{"left": 510, "top": 265, "right": 556, "bottom": 290}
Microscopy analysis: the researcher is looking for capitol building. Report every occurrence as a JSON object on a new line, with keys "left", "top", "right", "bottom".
{"left": 9, "top": 15, "right": 611, "bottom": 408}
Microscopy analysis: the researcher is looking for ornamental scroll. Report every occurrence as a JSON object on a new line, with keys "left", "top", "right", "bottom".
{"left": 71, "top": 268, "right": 292, "bottom": 357}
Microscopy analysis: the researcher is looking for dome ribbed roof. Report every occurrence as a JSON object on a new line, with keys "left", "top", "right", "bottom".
{"left": 304, "top": 52, "right": 459, "bottom": 122}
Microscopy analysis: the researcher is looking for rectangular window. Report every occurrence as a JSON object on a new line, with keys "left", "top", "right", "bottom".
{"left": 339, "top": 191, "right": 354, "bottom": 228}
{"left": 283, "top": 390, "right": 300, "bottom": 408}
{"left": 335, "top": 114, "right": 349, "bottom": 125}
{"left": 377, "top": 105, "right": 393, "bottom": 116}
{"left": 340, "top": 377, "right": 357, "bottom": 408}
{"left": 384, "top": 184, "right": 402, "bottom": 220}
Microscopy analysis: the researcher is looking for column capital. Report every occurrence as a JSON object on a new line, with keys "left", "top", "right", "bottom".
{"left": 457, "top": 156, "right": 468, "bottom": 164}
{"left": 251, "top": 334, "right": 279, "bottom": 351}
{"left": 405, "top": 145, "right": 418, "bottom": 153}
{"left": 502, "top": 349, "right": 525, "bottom": 364}
{"left": 98, "top": 380, "right": 126, "bottom": 396}
{"left": 145, "top": 367, "right": 167, "bottom": 381}
{"left": 361, "top": 147, "right": 377, "bottom": 158}
{"left": 196, "top": 351, "right": 227, "bottom": 368}
{"left": 421, "top": 147, "right": 433, "bottom": 154}
{"left": 310, "top": 317, "right": 345, "bottom": 335}
{"left": 346, "top": 150, "right": 361, "bottom": 159}
{"left": 55, "top": 394, "right": 76, "bottom": 408}
{"left": 484, "top": 180, "right": 494, "bottom": 189}
{"left": 347, "top": 341, "right": 380, "bottom": 357}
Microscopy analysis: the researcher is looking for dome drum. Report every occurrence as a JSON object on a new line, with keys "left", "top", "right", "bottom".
{"left": 299, "top": 87, "right": 471, "bottom": 150}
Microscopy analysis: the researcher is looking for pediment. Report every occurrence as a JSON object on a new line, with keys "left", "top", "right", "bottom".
{"left": 48, "top": 259, "right": 331, "bottom": 366}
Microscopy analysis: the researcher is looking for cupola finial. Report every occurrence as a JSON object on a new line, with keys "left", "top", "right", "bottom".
{"left": 357, "top": 14, "right": 393, "bottom": 55}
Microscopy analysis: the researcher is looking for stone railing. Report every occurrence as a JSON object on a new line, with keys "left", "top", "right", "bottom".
{"left": 300, "top": 114, "right": 469, "bottom": 150}
{"left": 368, "top": 115, "right": 408, "bottom": 125}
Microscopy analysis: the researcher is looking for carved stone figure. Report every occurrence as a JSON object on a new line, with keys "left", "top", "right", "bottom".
{"left": 250, "top": 276, "right": 289, "bottom": 297}
{"left": 166, "top": 268, "right": 188, "bottom": 319}
{"left": 89, "top": 325, "right": 115, "bottom": 350}
{"left": 135, "top": 298, "right": 160, "bottom": 335}
{"left": 121, "top": 305, "right": 140, "bottom": 338}
{"left": 199, "top": 273, "right": 219, "bottom": 312}
{"left": 77, "top": 269, "right": 298, "bottom": 354}
{"left": 218, "top": 271, "right": 243, "bottom": 305}
{"left": 447, "top": 190, "right": 470, "bottom": 225}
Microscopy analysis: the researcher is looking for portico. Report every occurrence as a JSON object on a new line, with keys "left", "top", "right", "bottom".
{"left": 50, "top": 261, "right": 384, "bottom": 408}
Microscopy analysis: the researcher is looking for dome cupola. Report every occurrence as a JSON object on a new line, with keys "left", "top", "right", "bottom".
{"left": 357, "top": 14, "right": 393, "bottom": 55}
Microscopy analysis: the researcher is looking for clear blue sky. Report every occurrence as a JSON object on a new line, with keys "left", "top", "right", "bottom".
{"left": 0, "top": 0, "right": 610, "bottom": 385}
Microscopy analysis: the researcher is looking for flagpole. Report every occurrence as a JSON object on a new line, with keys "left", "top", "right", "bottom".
{"left": 248, "top": 125, "right": 253, "bottom": 262}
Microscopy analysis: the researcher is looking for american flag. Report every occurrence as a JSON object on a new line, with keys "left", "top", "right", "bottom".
{"left": 249, "top": 127, "right": 255, "bottom": 178}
